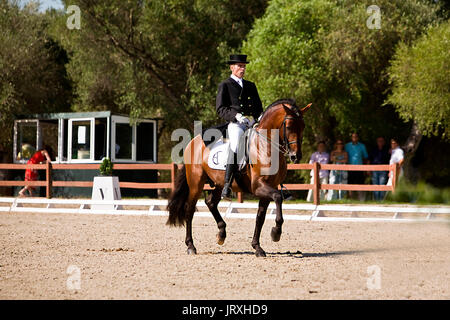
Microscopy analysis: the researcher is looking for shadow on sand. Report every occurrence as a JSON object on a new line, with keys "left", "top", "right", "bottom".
{"left": 201, "top": 247, "right": 389, "bottom": 258}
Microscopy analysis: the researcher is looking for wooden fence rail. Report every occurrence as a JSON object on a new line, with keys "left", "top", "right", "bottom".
{"left": 0, "top": 162, "right": 399, "bottom": 205}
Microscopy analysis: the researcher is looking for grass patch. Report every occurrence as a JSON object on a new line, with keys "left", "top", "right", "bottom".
{"left": 386, "top": 180, "right": 450, "bottom": 205}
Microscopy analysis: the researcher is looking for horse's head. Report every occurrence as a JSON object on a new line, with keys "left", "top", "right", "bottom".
{"left": 281, "top": 102, "right": 312, "bottom": 163}
{"left": 259, "top": 99, "right": 312, "bottom": 164}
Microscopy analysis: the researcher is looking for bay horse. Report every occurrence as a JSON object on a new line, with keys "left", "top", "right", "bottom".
{"left": 167, "top": 99, "right": 312, "bottom": 257}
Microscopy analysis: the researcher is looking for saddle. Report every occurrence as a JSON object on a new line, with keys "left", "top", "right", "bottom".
{"left": 205, "top": 126, "right": 253, "bottom": 172}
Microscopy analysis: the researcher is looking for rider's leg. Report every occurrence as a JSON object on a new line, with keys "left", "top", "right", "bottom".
{"left": 221, "top": 148, "right": 237, "bottom": 199}
{"left": 222, "top": 122, "right": 245, "bottom": 199}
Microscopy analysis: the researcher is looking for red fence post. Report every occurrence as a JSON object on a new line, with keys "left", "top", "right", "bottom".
{"left": 46, "top": 162, "right": 52, "bottom": 199}
{"left": 237, "top": 192, "right": 243, "bottom": 203}
{"left": 392, "top": 163, "right": 399, "bottom": 191}
{"left": 313, "top": 162, "right": 320, "bottom": 205}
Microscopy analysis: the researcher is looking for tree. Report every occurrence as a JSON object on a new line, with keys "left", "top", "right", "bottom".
{"left": 53, "top": 1, "right": 268, "bottom": 125}
{"left": 243, "top": 0, "right": 336, "bottom": 149}
{"left": 387, "top": 20, "right": 450, "bottom": 141}
{"left": 50, "top": 0, "right": 268, "bottom": 161}
{"left": 386, "top": 20, "right": 450, "bottom": 183}
{"left": 243, "top": 0, "right": 442, "bottom": 161}
{"left": 319, "top": 0, "right": 441, "bottom": 142}
{"left": 0, "top": 0, "right": 72, "bottom": 154}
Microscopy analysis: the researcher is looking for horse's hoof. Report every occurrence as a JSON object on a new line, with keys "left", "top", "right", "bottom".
{"left": 187, "top": 247, "right": 197, "bottom": 255}
{"left": 255, "top": 249, "right": 266, "bottom": 257}
{"left": 271, "top": 227, "right": 281, "bottom": 242}
{"left": 216, "top": 233, "right": 226, "bottom": 245}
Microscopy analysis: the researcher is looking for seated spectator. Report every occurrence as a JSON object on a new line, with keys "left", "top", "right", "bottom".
{"left": 307, "top": 141, "right": 330, "bottom": 202}
{"left": 345, "top": 132, "right": 368, "bottom": 201}
{"left": 327, "top": 140, "right": 348, "bottom": 201}
{"left": 387, "top": 138, "right": 404, "bottom": 186}
{"left": 369, "top": 136, "right": 390, "bottom": 201}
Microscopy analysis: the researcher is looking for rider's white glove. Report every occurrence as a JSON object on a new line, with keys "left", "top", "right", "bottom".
{"left": 235, "top": 113, "right": 250, "bottom": 126}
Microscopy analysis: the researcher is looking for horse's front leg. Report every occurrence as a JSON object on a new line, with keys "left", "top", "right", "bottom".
{"left": 251, "top": 198, "right": 270, "bottom": 257}
{"left": 270, "top": 188, "right": 283, "bottom": 242}
{"left": 255, "top": 185, "right": 284, "bottom": 242}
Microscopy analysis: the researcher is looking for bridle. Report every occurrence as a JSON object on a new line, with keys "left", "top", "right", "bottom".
{"left": 281, "top": 104, "right": 303, "bottom": 154}
{"left": 252, "top": 103, "right": 303, "bottom": 156}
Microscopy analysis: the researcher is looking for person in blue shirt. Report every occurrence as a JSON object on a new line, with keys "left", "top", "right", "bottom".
{"left": 345, "top": 132, "right": 369, "bottom": 200}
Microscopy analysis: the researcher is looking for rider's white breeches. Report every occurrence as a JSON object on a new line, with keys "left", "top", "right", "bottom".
{"left": 227, "top": 122, "right": 247, "bottom": 153}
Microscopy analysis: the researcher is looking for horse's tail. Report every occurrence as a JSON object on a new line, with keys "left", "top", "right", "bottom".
{"left": 166, "top": 165, "right": 189, "bottom": 227}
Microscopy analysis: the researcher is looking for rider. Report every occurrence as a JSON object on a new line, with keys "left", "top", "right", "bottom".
{"left": 216, "top": 54, "right": 263, "bottom": 199}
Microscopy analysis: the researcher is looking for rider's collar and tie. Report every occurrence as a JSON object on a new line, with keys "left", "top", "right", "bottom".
{"left": 230, "top": 74, "right": 243, "bottom": 88}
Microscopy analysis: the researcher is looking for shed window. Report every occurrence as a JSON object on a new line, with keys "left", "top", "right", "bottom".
{"left": 115, "top": 123, "right": 133, "bottom": 160}
{"left": 137, "top": 122, "right": 155, "bottom": 162}
{"left": 94, "top": 118, "right": 108, "bottom": 160}
{"left": 68, "top": 119, "right": 94, "bottom": 161}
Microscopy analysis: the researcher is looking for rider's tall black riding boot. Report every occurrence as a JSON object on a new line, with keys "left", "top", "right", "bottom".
{"left": 221, "top": 149, "right": 237, "bottom": 199}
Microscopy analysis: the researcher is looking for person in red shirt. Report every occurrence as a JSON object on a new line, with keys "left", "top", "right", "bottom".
{"left": 18, "top": 146, "right": 53, "bottom": 197}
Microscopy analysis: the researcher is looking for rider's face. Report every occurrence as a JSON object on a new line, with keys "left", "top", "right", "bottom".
{"left": 230, "top": 63, "right": 246, "bottom": 78}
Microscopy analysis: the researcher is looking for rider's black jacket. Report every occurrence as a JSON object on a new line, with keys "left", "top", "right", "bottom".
{"left": 215, "top": 77, "right": 263, "bottom": 123}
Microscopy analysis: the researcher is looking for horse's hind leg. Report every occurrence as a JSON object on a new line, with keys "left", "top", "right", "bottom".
{"left": 185, "top": 201, "right": 196, "bottom": 255}
{"left": 184, "top": 171, "right": 205, "bottom": 255}
{"left": 205, "top": 188, "right": 227, "bottom": 245}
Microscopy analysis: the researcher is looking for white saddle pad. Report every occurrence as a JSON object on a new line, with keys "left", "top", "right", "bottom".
{"left": 207, "top": 138, "right": 246, "bottom": 171}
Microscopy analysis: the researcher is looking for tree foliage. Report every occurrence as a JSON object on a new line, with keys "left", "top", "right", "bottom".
{"left": 243, "top": 0, "right": 334, "bottom": 139}
{"left": 1, "top": 0, "right": 449, "bottom": 186}
{"left": 52, "top": 0, "right": 268, "bottom": 131}
{"left": 320, "top": 0, "right": 441, "bottom": 138}
{"left": 387, "top": 20, "right": 450, "bottom": 140}
{"left": 0, "top": 0, "right": 72, "bottom": 152}
{"left": 243, "top": 0, "right": 442, "bottom": 151}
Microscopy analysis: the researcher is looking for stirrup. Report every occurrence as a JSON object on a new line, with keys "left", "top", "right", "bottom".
{"left": 221, "top": 184, "right": 232, "bottom": 199}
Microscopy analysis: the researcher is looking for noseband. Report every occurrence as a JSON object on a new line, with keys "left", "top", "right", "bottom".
{"left": 281, "top": 104, "right": 302, "bottom": 154}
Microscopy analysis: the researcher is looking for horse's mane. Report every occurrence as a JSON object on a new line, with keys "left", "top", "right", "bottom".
{"left": 261, "top": 98, "right": 299, "bottom": 118}
{"left": 266, "top": 98, "right": 297, "bottom": 110}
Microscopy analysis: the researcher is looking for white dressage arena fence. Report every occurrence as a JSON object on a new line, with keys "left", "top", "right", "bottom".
{"left": 0, "top": 197, "right": 449, "bottom": 223}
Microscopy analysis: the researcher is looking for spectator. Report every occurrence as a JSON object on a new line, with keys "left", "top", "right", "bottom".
{"left": 18, "top": 145, "right": 54, "bottom": 197}
{"left": 387, "top": 138, "right": 404, "bottom": 186}
{"left": 327, "top": 140, "right": 348, "bottom": 201}
{"left": 307, "top": 141, "right": 330, "bottom": 202}
{"left": 345, "top": 132, "right": 369, "bottom": 200}
{"left": 369, "top": 137, "right": 390, "bottom": 201}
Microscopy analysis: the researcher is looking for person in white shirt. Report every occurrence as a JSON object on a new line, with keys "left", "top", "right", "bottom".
{"left": 387, "top": 138, "right": 404, "bottom": 186}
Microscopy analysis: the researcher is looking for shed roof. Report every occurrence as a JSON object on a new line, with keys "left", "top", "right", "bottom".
{"left": 17, "top": 111, "right": 113, "bottom": 120}
{"left": 16, "top": 111, "right": 162, "bottom": 120}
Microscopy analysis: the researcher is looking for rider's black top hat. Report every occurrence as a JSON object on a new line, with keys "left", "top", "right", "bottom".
{"left": 227, "top": 54, "right": 250, "bottom": 64}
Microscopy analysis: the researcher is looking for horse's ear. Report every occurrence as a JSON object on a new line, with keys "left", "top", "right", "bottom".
{"left": 301, "top": 103, "right": 312, "bottom": 114}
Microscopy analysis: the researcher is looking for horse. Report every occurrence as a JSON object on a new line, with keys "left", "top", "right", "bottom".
{"left": 166, "top": 99, "right": 312, "bottom": 257}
